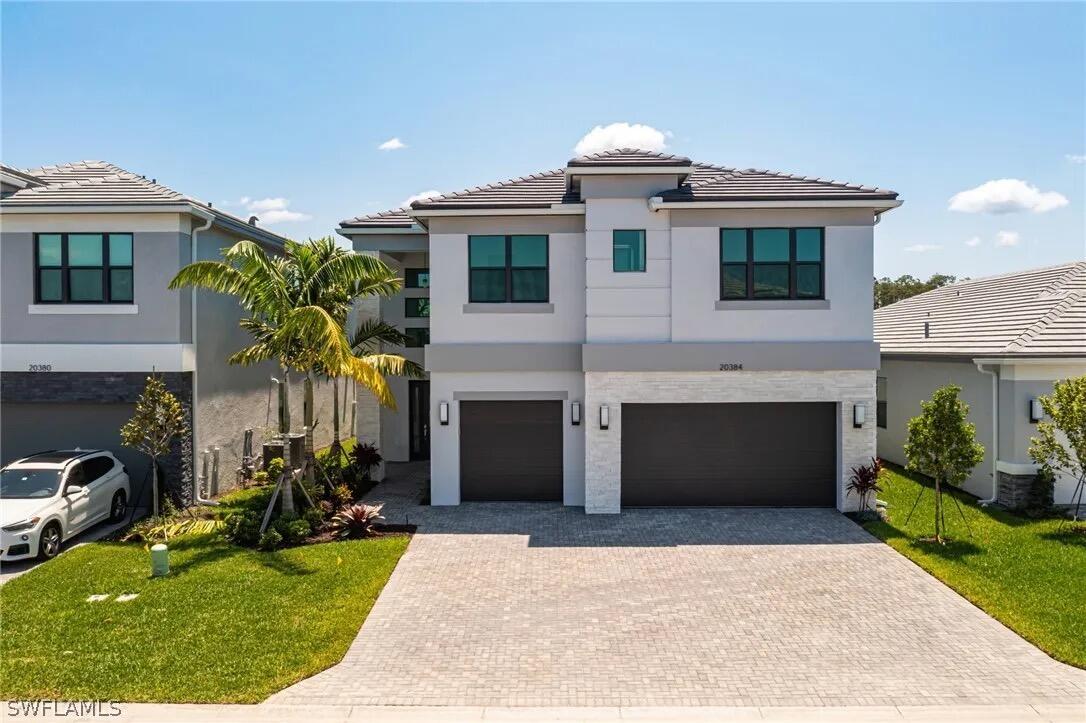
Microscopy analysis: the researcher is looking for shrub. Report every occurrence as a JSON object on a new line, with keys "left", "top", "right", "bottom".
{"left": 330, "top": 503, "right": 385, "bottom": 539}
{"left": 331, "top": 484, "right": 353, "bottom": 508}
{"left": 273, "top": 515, "right": 311, "bottom": 546}
{"left": 251, "top": 470, "right": 270, "bottom": 485}
{"left": 258, "top": 529, "right": 283, "bottom": 550}
{"left": 303, "top": 507, "right": 325, "bottom": 529}
{"left": 266, "top": 457, "right": 285, "bottom": 480}
{"left": 847, "top": 458, "right": 884, "bottom": 512}
{"left": 350, "top": 443, "right": 382, "bottom": 481}
{"left": 121, "top": 511, "right": 222, "bottom": 545}
{"left": 223, "top": 511, "right": 263, "bottom": 547}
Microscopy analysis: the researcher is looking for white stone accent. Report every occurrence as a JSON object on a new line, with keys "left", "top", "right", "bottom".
{"left": 584, "top": 370, "right": 876, "bottom": 513}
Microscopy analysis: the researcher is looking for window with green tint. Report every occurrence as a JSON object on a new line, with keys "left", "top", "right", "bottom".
{"left": 613, "top": 230, "right": 646, "bottom": 272}
{"left": 34, "top": 232, "right": 134, "bottom": 303}
{"left": 468, "top": 234, "right": 548, "bottom": 303}
{"left": 405, "top": 298, "right": 430, "bottom": 318}
{"left": 719, "top": 227, "right": 825, "bottom": 301}
{"left": 404, "top": 327, "right": 430, "bottom": 348}
{"left": 876, "top": 376, "right": 888, "bottom": 429}
{"left": 405, "top": 268, "right": 429, "bottom": 288}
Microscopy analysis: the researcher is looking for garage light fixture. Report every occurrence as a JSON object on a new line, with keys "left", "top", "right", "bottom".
{"left": 599, "top": 404, "right": 609, "bottom": 430}
{"left": 853, "top": 403, "right": 866, "bottom": 429}
{"left": 438, "top": 401, "right": 449, "bottom": 426}
{"left": 1029, "top": 398, "right": 1043, "bottom": 424}
{"left": 571, "top": 401, "right": 582, "bottom": 426}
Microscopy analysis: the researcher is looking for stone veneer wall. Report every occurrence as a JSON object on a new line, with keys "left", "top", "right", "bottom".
{"left": 584, "top": 370, "right": 876, "bottom": 513}
{"left": 997, "top": 470, "right": 1052, "bottom": 511}
{"left": 1, "top": 371, "right": 194, "bottom": 504}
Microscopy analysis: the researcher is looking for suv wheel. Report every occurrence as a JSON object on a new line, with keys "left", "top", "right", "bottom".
{"left": 38, "top": 523, "right": 62, "bottom": 560}
{"left": 109, "top": 490, "right": 127, "bottom": 523}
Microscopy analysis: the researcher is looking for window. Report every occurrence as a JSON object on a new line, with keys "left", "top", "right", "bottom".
{"left": 82, "top": 457, "right": 115, "bottom": 484}
{"left": 613, "top": 230, "right": 646, "bottom": 272}
{"left": 34, "top": 232, "right": 134, "bottom": 303}
{"left": 404, "top": 327, "right": 430, "bottom": 348}
{"left": 876, "top": 377, "right": 888, "bottom": 429}
{"left": 720, "top": 228, "right": 824, "bottom": 300}
{"left": 468, "top": 235, "right": 548, "bottom": 303}
{"left": 405, "top": 268, "right": 429, "bottom": 288}
{"left": 405, "top": 298, "right": 430, "bottom": 318}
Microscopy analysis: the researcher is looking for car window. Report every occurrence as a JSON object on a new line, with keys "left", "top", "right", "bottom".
{"left": 65, "top": 463, "right": 86, "bottom": 489}
{"left": 83, "top": 457, "right": 114, "bottom": 484}
{"left": 0, "top": 468, "right": 63, "bottom": 499}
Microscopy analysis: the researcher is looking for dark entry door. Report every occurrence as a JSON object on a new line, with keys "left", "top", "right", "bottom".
{"left": 409, "top": 381, "right": 430, "bottom": 460}
{"left": 459, "top": 400, "right": 562, "bottom": 501}
{"left": 621, "top": 402, "right": 836, "bottom": 507}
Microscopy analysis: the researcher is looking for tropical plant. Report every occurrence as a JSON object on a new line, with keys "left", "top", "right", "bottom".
{"left": 350, "top": 442, "right": 383, "bottom": 482}
{"left": 904, "top": 385, "right": 985, "bottom": 543}
{"left": 330, "top": 503, "right": 385, "bottom": 539}
{"left": 1030, "top": 376, "right": 1086, "bottom": 522}
{"left": 169, "top": 237, "right": 409, "bottom": 514}
{"left": 847, "top": 457, "right": 884, "bottom": 513}
{"left": 121, "top": 513, "right": 223, "bottom": 546}
{"left": 120, "top": 375, "right": 186, "bottom": 525}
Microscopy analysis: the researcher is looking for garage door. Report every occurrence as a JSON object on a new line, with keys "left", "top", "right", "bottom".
{"left": 621, "top": 402, "right": 836, "bottom": 507}
{"left": 460, "top": 400, "right": 562, "bottom": 501}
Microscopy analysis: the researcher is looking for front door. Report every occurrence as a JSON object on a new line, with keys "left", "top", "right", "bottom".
{"left": 409, "top": 380, "right": 430, "bottom": 460}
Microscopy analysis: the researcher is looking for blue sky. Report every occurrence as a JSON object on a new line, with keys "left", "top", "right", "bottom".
{"left": 3, "top": 2, "right": 1083, "bottom": 279}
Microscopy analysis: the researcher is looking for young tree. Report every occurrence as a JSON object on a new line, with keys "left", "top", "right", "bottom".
{"left": 904, "top": 385, "right": 985, "bottom": 543}
{"left": 1029, "top": 376, "right": 1086, "bottom": 521}
{"left": 121, "top": 375, "right": 187, "bottom": 523}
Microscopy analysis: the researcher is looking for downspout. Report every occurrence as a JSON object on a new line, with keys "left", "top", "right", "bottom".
{"left": 975, "top": 362, "right": 999, "bottom": 505}
{"left": 189, "top": 206, "right": 217, "bottom": 506}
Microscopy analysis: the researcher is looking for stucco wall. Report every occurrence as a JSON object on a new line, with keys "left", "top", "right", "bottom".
{"left": 584, "top": 370, "right": 876, "bottom": 513}
{"left": 428, "top": 371, "right": 586, "bottom": 506}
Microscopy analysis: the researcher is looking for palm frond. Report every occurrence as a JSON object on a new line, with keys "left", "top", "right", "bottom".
{"left": 350, "top": 319, "right": 412, "bottom": 351}
{"left": 228, "top": 342, "right": 277, "bottom": 367}
{"left": 361, "top": 353, "right": 425, "bottom": 379}
{"left": 305, "top": 252, "right": 402, "bottom": 301}
{"left": 168, "top": 261, "right": 248, "bottom": 294}
{"left": 343, "top": 355, "right": 396, "bottom": 409}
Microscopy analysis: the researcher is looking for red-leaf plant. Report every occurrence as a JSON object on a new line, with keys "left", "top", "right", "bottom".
{"left": 847, "top": 457, "right": 885, "bottom": 513}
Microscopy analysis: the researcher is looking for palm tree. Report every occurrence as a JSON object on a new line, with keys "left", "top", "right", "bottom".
{"left": 169, "top": 237, "right": 410, "bottom": 513}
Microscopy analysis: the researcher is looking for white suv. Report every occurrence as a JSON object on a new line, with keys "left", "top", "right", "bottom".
{"left": 1, "top": 450, "right": 130, "bottom": 561}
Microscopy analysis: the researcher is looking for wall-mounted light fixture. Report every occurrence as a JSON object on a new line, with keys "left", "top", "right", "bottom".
{"left": 853, "top": 403, "right": 866, "bottom": 429}
{"left": 599, "top": 404, "right": 610, "bottom": 430}
{"left": 571, "top": 401, "right": 581, "bottom": 426}
{"left": 1029, "top": 398, "right": 1043, "bottom": 424}
{"left": 438, "top": 401, "right": 449, "bottom": 426}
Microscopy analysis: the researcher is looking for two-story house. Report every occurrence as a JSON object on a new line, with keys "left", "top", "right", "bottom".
{"left": 340, "top": 149, "right": 901, "bottom": 513}
{"left": 0, "top": 161, "right": 336, "bottom": 501}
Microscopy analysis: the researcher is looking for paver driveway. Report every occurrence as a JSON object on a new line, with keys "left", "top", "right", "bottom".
{"left": 270, "top": 466, "right": 1084, "bottom": 708}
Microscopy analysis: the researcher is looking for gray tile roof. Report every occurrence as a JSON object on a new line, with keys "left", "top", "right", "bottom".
{"left": 341, "top": 148, "right": 897, "bottom": 228}
{"left": 0, "top": 160, "right": 288, "bottom": 246}
{"left": 874, "top": 261, "right": 1086, "bottom": 357}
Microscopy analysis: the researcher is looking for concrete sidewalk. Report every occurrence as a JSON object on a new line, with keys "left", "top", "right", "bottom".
{"left": 3, "top": 703, "right": 1082, "bottom": 722}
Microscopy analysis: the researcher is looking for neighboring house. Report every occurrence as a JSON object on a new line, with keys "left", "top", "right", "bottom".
{"left": 874, "top": 262, "right": 1086, "bottom": 508}
{"left": 340, "top": 148, "right": 901, "bottom": 513}
{"left": 0, "top": 161, "right": 335, "bottom": 501}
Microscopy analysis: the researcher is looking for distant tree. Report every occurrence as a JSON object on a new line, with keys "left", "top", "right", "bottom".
{"left": 1029, "top": 376, "right": 1086, "bottom": 522}
{"left": 904, "top": 385, "right": 985, "bottom": 543}
{"left": 121, "top": 375, "right": 186, "bottom": 524}
{"left": 874, "top": 273, "right": 958, "bottom": 308}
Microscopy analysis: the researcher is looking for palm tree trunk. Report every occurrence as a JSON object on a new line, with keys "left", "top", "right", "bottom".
{"left": 279, "top": 366, "right": 295, "bottom": 516}
{"left": 304, "top": 372, "right": 316, "bottom": 490}
{"left": 331, "top": 377, "right": 342, "bottom": 451}
{"left": 279, "top": 366, "right": 291, "bottom": 434}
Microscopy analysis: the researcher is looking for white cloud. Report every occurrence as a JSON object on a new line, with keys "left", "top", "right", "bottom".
{"left": 378, "top": 137, "right": 407, "bottom": 151}
{"left": 574, "top": 122, "right": 669, "bottom": 156}
{"left": 242, "top": 197, "right": 311, "bottom": 224}
{"left": 904, "top": 244, "right": 942, "bottom": 253}
{"left": 1066, "top": 154, "right": 1086, "bottom": 164}
{"left": 401, "top": 190, "right": 442, "bottom": 208}
{"left": 964, "top": 236, "right": 982, "bottom": 247}
{"left": 995, "top": 230, "right": 1021, "bottom": 247}
{"left": 948, "top": 179, "right": 1068, "bottom": 214}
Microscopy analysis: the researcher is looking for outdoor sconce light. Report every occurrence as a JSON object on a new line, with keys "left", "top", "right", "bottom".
{"left": 1029, "top": 398, "right": 1043, "bottom": 424}
{"left": 853, "top": 403, "right": 866, "bottom": 429}
{"left": 599, "top": 404, "right": 610, "bottom": 430}
{"left": 438, "top": 401, "right": 449, "bottom": 426}
{"left": 571, "top": 401, "right": 582, "bottom": 426}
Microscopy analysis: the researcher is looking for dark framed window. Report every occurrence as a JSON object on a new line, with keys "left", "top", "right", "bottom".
{"left": 404, "top": 327, "right": 430, "bottom": 348}
{"left": 405, "top": 268, "right": 429, "bottom": 288}
{"left": 468, "top": 235, "right": 548, "bottom": 303}
{"left": 613, "top": 230, "right": 646, "bottom": 272}
{"left": 405, "top": 298, "right": 430, "bottom": 318}
{"left": 34, "top": 232, "right": 133, "bottom": 304}
{"left": 876, "top": 376, "right": 888, "bottom": 429}
{"left": 720, "top": 227, "right": 824, "bottom": 300}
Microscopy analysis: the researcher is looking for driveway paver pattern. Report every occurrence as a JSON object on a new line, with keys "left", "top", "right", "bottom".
{"left": 270, "top": 465, "right": 1084, "bottom": 708}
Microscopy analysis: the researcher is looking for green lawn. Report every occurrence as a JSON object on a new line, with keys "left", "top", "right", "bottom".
{"left": 0, "top": 532, "right": 409, "bottom": 703}
{"left": 862, "top": 465, "right": 1086, "bottom": 669}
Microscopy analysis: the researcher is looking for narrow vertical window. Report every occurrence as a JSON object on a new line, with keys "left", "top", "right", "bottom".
{"left": 612, "top": 230, "right": 646, "bottom": 272}
{"left": 876, "top": 376, "right": 888, "bottom": 429}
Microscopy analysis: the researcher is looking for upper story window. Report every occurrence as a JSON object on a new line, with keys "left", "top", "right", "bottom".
{"left": 720, "top": 228, "right": 824, "bottom": 300}
{"left": 468, "top": 235, "right": 548, "bottom": 303}
{"left": 613, "top": 230, "right": 646, "bottom": 272}
{"left": 35, "top": 233, "right": 134, "bottom": 304}
{"left": 405, "top": 268, "right": 429, "bottom": 288}
{"left": 405, "top": 298, "right": 430, "bottom": 318}
{"left": 404, "top": 327, "right": 430, "bottom": 348}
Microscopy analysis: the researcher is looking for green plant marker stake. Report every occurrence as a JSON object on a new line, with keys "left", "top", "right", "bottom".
{"left": 151, "top": 543, "right": 169, "bottom": 577}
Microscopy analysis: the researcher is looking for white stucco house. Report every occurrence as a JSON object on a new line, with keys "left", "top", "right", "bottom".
{"left": 875, "top": 262, "right": 1086, "bottom": 508}
{"left": 339, "top": 148, "right": 902, "bottom": 513}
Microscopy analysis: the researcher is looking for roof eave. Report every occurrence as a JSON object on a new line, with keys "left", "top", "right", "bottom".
{"left": 648, "top": 197, "right": 903, "bottom": 211}
{"left": 406, "top": 203, "right": 586, "bottom": 218}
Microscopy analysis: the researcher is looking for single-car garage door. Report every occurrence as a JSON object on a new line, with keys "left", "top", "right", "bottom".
{"left": 622, "top": 402, "right": 836, "bottom": 507}
{"left": 460, "top": 400, "right": 562, "bottom": 502}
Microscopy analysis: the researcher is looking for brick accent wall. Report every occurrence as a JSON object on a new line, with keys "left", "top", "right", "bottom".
{"left": 584, "top": 370, "right": 876, "bottom": 513}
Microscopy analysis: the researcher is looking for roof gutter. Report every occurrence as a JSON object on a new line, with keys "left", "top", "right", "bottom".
{"left": 974, "top": 361, "right": 1000, "bottom": 505}
{"left": 406, "top": 203, "right": 585, "bottom": 220}
{"left": 648, "top": 197, "right": 902, "bottom": 212}
{"left": 187, "top": 207, "right": 217, "bottom": 506}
